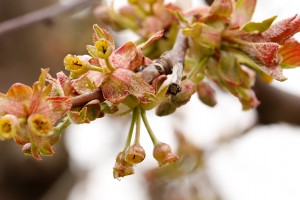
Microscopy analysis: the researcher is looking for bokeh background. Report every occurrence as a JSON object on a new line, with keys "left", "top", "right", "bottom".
{"left": 0, "top": 0, "right": 300, "bottom": 200}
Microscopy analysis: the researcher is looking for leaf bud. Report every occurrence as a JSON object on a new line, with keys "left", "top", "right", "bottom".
{"left": 155, "top": 100, "right": 176, "bottom": 116}
{"left": 125, "top": 144, "right": 146, "bottom": 164}
{"left": 153, "top": 143, "right": 178, "bottom": 167}
{"left": 0, "top": 114, "right": 19, "bottom": 141}
{"left": 196, "top": 81, "right": 217, "bottom": 107}
{"left": 171, "top": 79, "right": 196, "bottom": 107}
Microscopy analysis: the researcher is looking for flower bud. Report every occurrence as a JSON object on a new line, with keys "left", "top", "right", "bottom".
{"left": 153, "top": 143, "right": 178, "bottom": 167}
{"left": 113, "top": 152, "right": 134, "bottom": 179}
{"left": 155, "top": 100, "right": 176, "bottom": 116}
{"left": 196, "top": 81, "right": 217, "bottom": 107}
{"left": 28, "top": 114, "right": 53, "bottom": 137}
{"left": 125, "top": 144, "right": 146, "bottom": 164}
{"left": 0, "top": 114, "right": 19, "bottom": 141}
{"left": 64, "top": 54, "right": 91, "bottom": 77}
{"left": 171, "top": 79, "right": 196, "bottom": 107}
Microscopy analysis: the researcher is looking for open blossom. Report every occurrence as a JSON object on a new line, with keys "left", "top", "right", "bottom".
{"left": 0, "top": 69, "right": 72, "bottom": 159}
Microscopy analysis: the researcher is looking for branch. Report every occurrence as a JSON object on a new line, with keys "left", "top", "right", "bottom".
{"left": 138, "top": 31, "right": 188, "bottom": 94}
{"left": 0, "top": 0, "right": 96, "bottom": 36}
{"left": 70, "top": 89, "right": 104, "bottom": 108}
{"left": 254, "top": 78, "right": 300, "bottom": 125}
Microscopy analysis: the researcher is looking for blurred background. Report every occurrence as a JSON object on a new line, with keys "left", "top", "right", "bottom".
{"left": 0, "top": 0, "right": 300, "bottom": 200}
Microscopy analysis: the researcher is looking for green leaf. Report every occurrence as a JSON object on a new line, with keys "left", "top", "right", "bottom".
{"left": 182, "top": 22, "right": 221, "bottom": 48}
{"left": 242, "top": 16, "right": 277, "bottom": 33}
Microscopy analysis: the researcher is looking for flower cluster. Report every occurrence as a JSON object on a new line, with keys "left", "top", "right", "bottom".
{"left": 1, "top": 0, "right": 300, "bottom": 179}
{"left": 180, "top": 0, "right": 300, "bottom": 109}
{"left": 0, "top": 69, "right": 71, "bottom": 159}
{"left": 113, "top": 107, "right": 178, "bottom": 179}
{"left": 94, "top": 0, "right": 181, "bottom": 58}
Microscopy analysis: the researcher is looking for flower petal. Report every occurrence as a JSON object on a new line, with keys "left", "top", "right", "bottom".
{"left": 6, "top": 83, "right": 33, "bottom": 100}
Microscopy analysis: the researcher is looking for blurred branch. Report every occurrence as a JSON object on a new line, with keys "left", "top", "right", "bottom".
{"left": 0, "top": 0, "right": 97, "bottom": 36}
{"left": 254, "top": 79, "right": 300, "bottom": 125}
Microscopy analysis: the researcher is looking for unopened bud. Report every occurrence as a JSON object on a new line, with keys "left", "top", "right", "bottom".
{"left": 196, "top": 81, "right": 217, "bottom": 107}
{"left": 153, "top": 143, "right": 178, "bottom": 167}
{"left": 125, "top": 144, "right": 146, "bottom": 164}
{"left": 155, "top": 100, "right": 176, "bottom": 116}
{"left": 171, "top": 79, "right": 196, "bottom": 107}
{"left": 0, "top": 114, "right": 19, "bottom": 141}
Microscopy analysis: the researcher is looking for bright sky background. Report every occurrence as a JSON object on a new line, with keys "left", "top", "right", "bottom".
{"left": 65, "top": 1, "right": 300, "bottom": 200}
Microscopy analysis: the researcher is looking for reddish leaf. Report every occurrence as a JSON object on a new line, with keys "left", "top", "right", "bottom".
{"left": 260, "top": 65, "right": 286, "bottom": 81}
{"left": 239, "top": 42, "right": 280, "bottom": 67}
{"left": 47, "top": 96, "right": 72, "bottom": 123}
{"left": 139, "top": 30, "right": 164, "bottom": 49}
{"left": 101, "top": 69, "right": 156, "bottom": 104}
{"left": 262, "top": 15, "right": 300, "bottom": 43}
{"left": 110, "top": 42, "right": 144, "bottom": 71}
{"left": 279, "top": 38, "right": 300, "bottom": 68}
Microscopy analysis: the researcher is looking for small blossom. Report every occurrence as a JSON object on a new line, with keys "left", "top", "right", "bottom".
{"left": 0, "top": 69, "right": 71, "bottom": 159}
{"left": 64, "top": 54, "right": 91, "bottom": 78}
{"left": 125, "top": 144, "right": 146, "bottom": 164}
{"left": 153, "top": 142, "right": 178, "bottom": 167}
{"left": 28, "top": 114, "right": 53, "bottom": 137}
{"left": 0, "top": 114, "right": 19, "bottom": 141}
{"left": 113, "top": 151, "right": 134, "bottom": 179}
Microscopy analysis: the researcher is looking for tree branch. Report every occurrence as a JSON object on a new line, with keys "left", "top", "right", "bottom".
{"left": 254, "top": 79, "right": 300, "bottom": 125}
{"left": 138, "top": 31, "right": 188, "bottom": 94}
{"left": 0, "top": 0, "right": 96, "bottom": 36}
{"left": 71, "top": 89, "right": 104, "bottom": 108}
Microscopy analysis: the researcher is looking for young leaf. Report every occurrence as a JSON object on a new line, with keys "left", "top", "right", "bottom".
{"left": 231, "top": 0, "right": 256, "bottom": 27}
{"left": 242, "top": 16, "right": 277, "bottom": 33}
{"left": 279, "top": 38, "right": 300, "bottom": 68}
{"left": 262, "top": 14, "right": 300, "bottom": 43}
